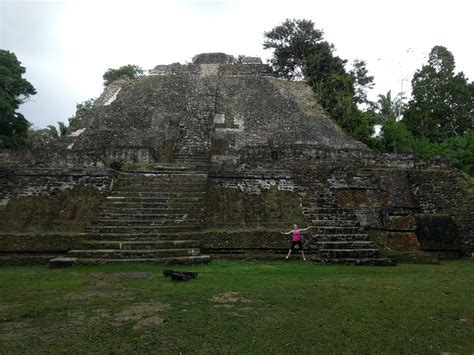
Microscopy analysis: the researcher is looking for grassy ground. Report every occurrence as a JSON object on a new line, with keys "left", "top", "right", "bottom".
{"left": 0, "top": 260, "right": 473, "bottom": 354}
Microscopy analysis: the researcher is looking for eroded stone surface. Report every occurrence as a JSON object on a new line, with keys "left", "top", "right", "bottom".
{"left": 0, "top": 53, "right": 472, "bottom": 262}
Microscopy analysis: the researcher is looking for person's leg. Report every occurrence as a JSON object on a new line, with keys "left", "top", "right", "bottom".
{"left": 298, "top": 241, "right": 306, "bottom": 260}
{"left": 285, "top": 248, "right": 292, "bottom": 259}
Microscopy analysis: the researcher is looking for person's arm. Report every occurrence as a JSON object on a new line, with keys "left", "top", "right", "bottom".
{"left": 280, "top": 230, "right": 292, "bottom": 235}
{"left": 300, "top": 226, "right": 312, "bottom": 232}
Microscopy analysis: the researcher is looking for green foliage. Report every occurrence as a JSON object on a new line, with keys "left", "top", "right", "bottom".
{"left": 25, "top": 127, "right": 53, "bottom": 148}
{"left": 0, "top": 50, "right": 36, "bottom": 148}
{"left": 404, "top": 46, "right": 473, "bottom": 142}
{"left": 102, "top": 64, "right": 144, "bottom": 86}
{"left": 305, "top": 42, "right": 375, "bottom": 143}
{"left": 350, "top": 59, "right": 375, "bottom": 105}
{"left": 369, "top": 47, "right": 474, "bottom": 175}
{"left": 264, "top": 20, "right": 375, "bottom": 143}
{"left": 263, "top": 18, "right": 324, "bottom": 80}
{"left": 233, "top": 55, "right": 245, "bottom": 64}
{"left": 414, "top": 131, "right": 474, "bottom": 175}
{"left": 46, "top": 121, "right": 68, "bottom": 140}
{"left": 68, "top": 97, "right": 96, "bottom": 128}
{"left": 376, "top": 117, "right": 415, "bottom": 152}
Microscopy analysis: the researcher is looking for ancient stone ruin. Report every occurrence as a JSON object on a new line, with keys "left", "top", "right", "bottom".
{"left": 0, "top": 52, "right": 472, "bottom": 265}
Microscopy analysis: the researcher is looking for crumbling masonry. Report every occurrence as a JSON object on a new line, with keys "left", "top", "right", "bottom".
{"left": 0, "top": 53, "right": 472, "bottom": 265}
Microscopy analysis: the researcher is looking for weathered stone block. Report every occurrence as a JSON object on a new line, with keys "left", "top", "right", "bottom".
{"left": 416, "top": 215, "right": 461, "bottom": 251}
{"left": 49, "top": 257, "right": 77, "bottom": 268}
{"left": 335, "top": 190, "right": 374, "bottom": 207}
{"left": 385, "top": 215, "right": 417, "bottom": 231}
{"left": 369, "top": 230, "right": 421, "bottom": 251}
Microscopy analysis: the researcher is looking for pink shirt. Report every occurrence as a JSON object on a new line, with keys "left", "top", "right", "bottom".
{"left": 292, "top": 229, "right": 301, "bottom": 241}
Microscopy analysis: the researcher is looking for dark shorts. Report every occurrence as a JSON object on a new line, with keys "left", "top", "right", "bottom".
{"left": 291, "top": 240, "right": 303, "bottom": 251}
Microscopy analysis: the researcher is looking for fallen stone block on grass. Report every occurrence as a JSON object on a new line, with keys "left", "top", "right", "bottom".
{"left": 163, "top": 269, "right": 198, "bottom": 281}
{"left": 49, "top": 257, "right": 77, "bottom": 268}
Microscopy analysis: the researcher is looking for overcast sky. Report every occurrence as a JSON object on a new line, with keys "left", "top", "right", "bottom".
{"left": 1, "top": 0, "right": 473, "bottom": 128}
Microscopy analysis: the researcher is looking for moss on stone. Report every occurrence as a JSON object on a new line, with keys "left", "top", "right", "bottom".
{"left": 336, "top": 190, "right": 373, "bottom": 207}
{"left": 204, "top": 184, "right": 305, "bottom": 229}
{"left": 369, "top": 230, "right": 421, "bottom": 252}
{"left": 381, "top": 251, "right": 440, "bottom": 264}
{"left": 0, "top": 186, "right": 107, "bottom": 234}
{"left": 266, "top": 77, "right": 324, "bottom": 117}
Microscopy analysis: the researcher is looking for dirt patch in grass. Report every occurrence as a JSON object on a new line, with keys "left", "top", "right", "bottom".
{"left": 455, "top": 315, "right": 472, "bottom": 323}
{"left": 213, "top": 304, "right": 234, "bottom": 309}
{"left": 90, "top": 301, "right": 169, "bottom": 330}
{"left": 210, "top": 292, "right": 251, "bottom": 304}
{"left": 118, "top": 271, "right": 155, "bottom": 280}
{"left": 63, "top": 272, "right": 138, "bottom": 301}
{"left": 0, "top": 321, "right": 25, "bottom": 340}
{"left": 114, "top": 301, "right": 170, "bottom": 330}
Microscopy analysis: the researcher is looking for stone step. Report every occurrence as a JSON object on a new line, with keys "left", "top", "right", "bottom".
{"left": 317, "top": 257, "right": 395, "bottom": 266}
{"left": 310, "top": 234, "right": 370, "bottom": 241}
{"left": 306, "top": 207, "right": 357, "bottom": 214}
{"left": 99, "top": 213, "right": 203, "bottom": 220}
{"left": 304, "top": 211, "right": 358, "bottom": 218}
{"left": 310, "top": 226, "right": 365, "bottom": 234}
{"left": 309, "top": 205, "right": 339, "bottom": 209}
{"left": 105, "top": 196, "right": 204, "bottom": 203}
{"left": 115, "top": 179, "right": 207, "bottom": 185}
{"left": 85, "top": 225, "right": 201, "bottom": 234}
{"left": 303, "top": 206, "right": 356, "bottom": 216}
{"left": 94, "top": 219, "right": 203, "bottom": 226}
{"left": 309, "top": 198, "right": 337, "bottom": 204}
{"left": 114, "top": 182, "right": 206, "bottom": 189}
{"left": 82, "top": 240, "right": 200, "bottom": 250}
{"left": 311, "top": 220, "right": 360, "bottom": 227}
{"left": 305, "top": 213, "right": 358, "bottom": 220}
{"left": 319, "top": 248, "right": 380, "bottom": 259}
{"left": 100, "top": 207, "right": 204, "bottom": 214}
{"left": 104, "top": 198, "right": 204, "bottom": 205}
{"left": 68, "top": 248, "right": 201, "bottom": 259}
{"left": 81, "top": 233, "right": 199, "bottom": 241}
{"left": 173, "top": 153, "right": 211, "bottom": 161}
{"left": 308, "top": 198, "right": 336, "bottom": 202}
{"left": 118, "top": 173, "right": 207, "bottom": 180}
{"left": 174, "top": 157, "right": 210, "bottom": 162}
{"left": 75, "top": 255, "right": 211, "bottom": 265}
{"left": 317, "top": 241, "right": 375, "bottom": 249}
{"left": 110, "top": 191, "right": 206, "bottom": 197}
{"left": 124, "top": 167, "right": 207, "bottom": 173}
{"left": 104, "top": 202, "right": 204, "bottom": 208}
{"left": 112, "top": 186, "right": 206, "bottom": 192}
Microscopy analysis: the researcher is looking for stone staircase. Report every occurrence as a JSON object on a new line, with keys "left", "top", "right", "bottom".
{"left": 64, "top": 170, "right": 211, "bottom": 264}
{"left": 173, "top": 152, "right": 210, "bottom": 168}
{"left": 303, "top": 182, "right": 393, "bottom": 265}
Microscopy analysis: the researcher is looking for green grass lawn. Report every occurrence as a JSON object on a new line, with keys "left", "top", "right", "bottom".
{"left": 1, "top": 260, "right": 473, "bottom": 354}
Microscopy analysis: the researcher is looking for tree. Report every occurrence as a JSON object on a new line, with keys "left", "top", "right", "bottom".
{"left": 46, "top": 121, "right": 68, "bottom": 140}
{"left": 25, "top": 127, "right": 53, "bottom": 148}
{"left": 404, "top": 46, "right": 473, "bottom": 142}
{"left": 102, "top": 64, "right": 144, "bottom": 86}
{"left": 370, "top": 91, "right": 406, "bottom": 124}
{"left": 350, "top": 59, "right": 375, "bottom": 105}
{"left": 378, "top": 117, "right": 415, "bottom": 152}
{"left": 304, "top": 41, "right": 374, "bottom": 143}
{"left": 263, "top": 19, "right": 324, "bottom": 80}
{"left": 264, "top": 20, "right": 376, "bottom": 143}
{"left": 0, "top": 50, "right": 36, "bottom": 148}
{"left": 68, "top": 98, "right": 96, "bottom": 128}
